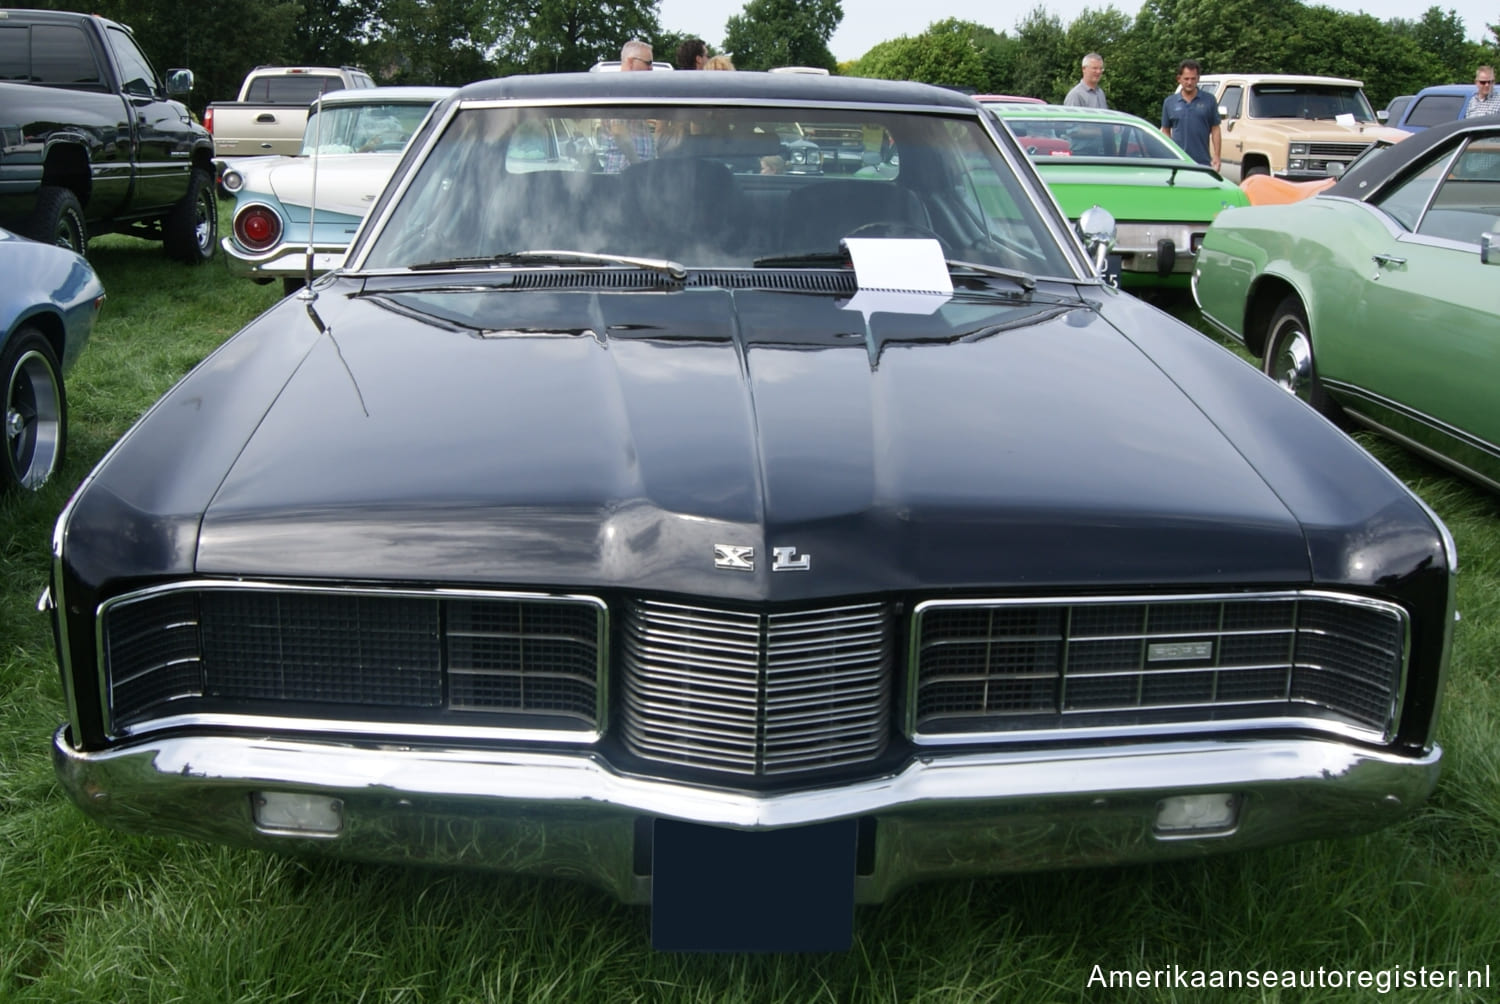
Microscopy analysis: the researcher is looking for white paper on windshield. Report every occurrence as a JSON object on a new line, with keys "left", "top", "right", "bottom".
{"left": 1335, "top": 113, "right": 1356, "bottom": 127}
{"left": 840, "top": 237, "right": 952, "bottom": 318}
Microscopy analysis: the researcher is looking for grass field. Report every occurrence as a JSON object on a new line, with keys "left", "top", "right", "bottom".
{"left": 2, "top": 229, "right": 1497, "bottom": 1001}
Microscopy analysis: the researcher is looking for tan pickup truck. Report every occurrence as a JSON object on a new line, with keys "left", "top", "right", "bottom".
{"left": 205, "top": 65, "right": 376, "bottom": 156}
{"left": 1199, "top": 74, "right": 1398, "bottom": 183}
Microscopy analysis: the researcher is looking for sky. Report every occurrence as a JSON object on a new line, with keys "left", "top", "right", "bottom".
{"left": 655, "top": 0, "right": 1496, "bottom": 63}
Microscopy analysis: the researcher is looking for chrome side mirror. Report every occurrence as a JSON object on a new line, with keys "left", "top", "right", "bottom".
{"left": 1483, "top": 232, "right": 1498, "bottom": 266}
{"left": 1076, "top": 205, "right": 1117, "bottom": 279}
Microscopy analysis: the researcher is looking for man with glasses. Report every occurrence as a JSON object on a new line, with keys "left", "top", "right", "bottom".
{"left": 601, "top": 40, "right": 657, "bottom": 172}
{"left": 1465, "top": 66, "right": 1499, "bottom": 118}
{"left": 1064, "top": 53, "right": 1107, "bottom": 109}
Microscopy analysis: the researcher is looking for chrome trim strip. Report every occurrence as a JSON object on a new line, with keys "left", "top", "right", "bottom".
{"left": 905, "top": 590, "right": 1408, "bottom": 744}
{"left": 96, "top": 580, "right": 609, "bottom": 742}
{"left": 53, "top": 726, "right": 1442, "bottom": 904}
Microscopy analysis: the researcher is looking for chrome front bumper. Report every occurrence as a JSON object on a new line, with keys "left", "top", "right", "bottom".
{"left": 221, "top": 238, "right": 345, "bottom": 277}
{"left": 53, "top": 727, "right": 1440, "bottom": 903}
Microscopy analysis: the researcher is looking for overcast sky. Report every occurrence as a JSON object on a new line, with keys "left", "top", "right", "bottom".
{"left": 655, "top": 0, "right": 1495, "bottom": 64}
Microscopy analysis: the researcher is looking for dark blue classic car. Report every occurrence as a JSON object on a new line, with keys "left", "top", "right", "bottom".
{"left": 48, "top": 74, "right": 1453, "bottom": 951}
{"left": 2, "top": 227, "right": 104, "bottom": 491}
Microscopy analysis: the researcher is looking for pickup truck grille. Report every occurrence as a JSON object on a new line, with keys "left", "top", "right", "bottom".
{"left": 1306, "top": 142, "right": 1369, "bottom": 159}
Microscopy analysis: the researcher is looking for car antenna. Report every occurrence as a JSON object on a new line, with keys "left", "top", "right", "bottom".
{"left": 297, "top": 90, "right": 322, "bottom": 305}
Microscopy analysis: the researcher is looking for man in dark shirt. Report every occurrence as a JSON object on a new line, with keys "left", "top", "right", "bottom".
{"left": 1161, "top": 59, "right": 1221, "bottom": 170}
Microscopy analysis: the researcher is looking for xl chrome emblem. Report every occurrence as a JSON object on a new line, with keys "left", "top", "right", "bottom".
{"left": 713, "top": 544, "right": 755, "bottom": 571}
{"left": 771, "top": 546, "right": 811, "bottom": 572}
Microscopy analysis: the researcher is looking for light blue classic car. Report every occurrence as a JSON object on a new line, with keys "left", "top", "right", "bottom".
{"left": 219, "top": 86, "right": 454, "bottom": 295}
{"left": 2, "top": 226, "right": 104, "bottom": 491}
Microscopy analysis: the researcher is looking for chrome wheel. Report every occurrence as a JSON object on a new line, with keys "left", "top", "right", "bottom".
{"left": 1266, "top": 320, "right": 1313, "bottom": 401}
{"left": 4, "top": 340, "right": 64, "bottom": 490}
{"left": 1262, "top": 296, "right": 1339, "bottom": 421}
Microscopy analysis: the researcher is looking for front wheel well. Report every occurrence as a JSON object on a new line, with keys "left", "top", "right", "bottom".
{"left": 1243, "top": 277, "right": 1299, "bottom": 357}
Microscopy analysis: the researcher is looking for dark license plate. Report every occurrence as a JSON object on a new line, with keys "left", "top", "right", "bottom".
{"left": 651, "top": 818, "right": 856, "bottom": 952}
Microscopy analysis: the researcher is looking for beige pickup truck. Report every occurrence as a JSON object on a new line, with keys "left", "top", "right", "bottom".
{"left": 1199, "top": 73, "right": 1397, "bottom": 183}
{"left": 205, "top": 65, "right": 376, "bottom": 156}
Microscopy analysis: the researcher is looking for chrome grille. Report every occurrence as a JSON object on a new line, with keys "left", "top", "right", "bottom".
{"left": 1306, "top": 142, "right": 1369, "bottom": 158}
{"left": 102, "top": 585, "right": 605, "bottom": 736}
{"left": 911, "top": 593, "right": 1405, "bottom": 740}
{"left": 621, "top": 599, "right": 892, "bottom": 776}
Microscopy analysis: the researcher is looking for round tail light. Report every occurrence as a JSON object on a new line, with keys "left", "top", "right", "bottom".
{"left": 233, "top": 205, "right": 283, "bottom": 252}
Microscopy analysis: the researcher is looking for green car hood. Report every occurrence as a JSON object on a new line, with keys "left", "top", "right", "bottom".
{"left": 1033, "top": 162, "right": 1248, "bottom": 220}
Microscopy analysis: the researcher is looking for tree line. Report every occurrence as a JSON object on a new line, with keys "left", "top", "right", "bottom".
{"left": 19, "top": 0, "right": 1497, "bottom": 117}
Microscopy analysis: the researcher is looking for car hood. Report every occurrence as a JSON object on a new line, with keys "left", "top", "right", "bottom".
{"left": 251, "top": 153, "right": 403, "bottom": 218}
{"left": 1246, "top": 120, "right": 1387, "bottom": 141}
{"left": 189, "top": 282, "right": 1318, "bottom": 599}
{"left": 1034, "top": 164, "right": 1247, "bottom": 218}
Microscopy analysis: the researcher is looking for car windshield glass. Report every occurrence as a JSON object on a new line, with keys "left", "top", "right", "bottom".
{"left": 1248, "top": 85, "right": 1375, "bottom": 122}
{"left": 302, "top": 102, "right": 435, "bottom": 155}
{"left": 1006, "top": 117, "right": 1182, "bottom": 160}
{"left": 360, "top": 102, "right": 1073, "bottom": 276}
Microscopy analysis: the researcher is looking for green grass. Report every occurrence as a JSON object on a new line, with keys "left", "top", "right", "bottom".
{"left": 2, "top": 241, "right": 1497, "bottom": 1000}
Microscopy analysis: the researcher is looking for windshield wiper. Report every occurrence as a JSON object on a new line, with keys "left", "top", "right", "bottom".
{"left": 752, "top": 250, "right": 850, "bottom": 268}
{"left": 410, "top": 249, "right": 687, "bottom": 280}
{"left": 753, "top": 251, "right": 1036, "bottom": 292}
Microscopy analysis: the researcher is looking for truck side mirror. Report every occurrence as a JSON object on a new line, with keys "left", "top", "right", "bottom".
{"left": 166, "top": 68, "right": 195, "bottom": 96}
{"left": 1483, "top": 233, "right": 1498, "bottom": 266}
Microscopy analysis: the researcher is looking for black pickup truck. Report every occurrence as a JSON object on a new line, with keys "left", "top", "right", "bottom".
{"left": 0, "top": 8, "right": 216, "bottom": 262}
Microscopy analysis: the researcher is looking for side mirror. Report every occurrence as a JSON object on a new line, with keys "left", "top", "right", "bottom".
{"left": 1376, "top": 110, "right": 1389, "bottom": 123}
{"left": 1076, "top": 205, "right": 1117, "bottom": 278}
{"left": 1483, "top": 232, "right": 1498, "bottom": 266}
{"left": 165, "top": 69, "right": 194, "bottom": 96}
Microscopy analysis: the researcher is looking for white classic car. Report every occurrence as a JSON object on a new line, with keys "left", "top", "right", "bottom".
{"left": 219, "top": 86, "right": 455, "bottom": 294}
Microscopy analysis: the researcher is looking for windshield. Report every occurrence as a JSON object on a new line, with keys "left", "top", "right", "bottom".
{"left": 301, "top": 101, "right": 437, "bottom": 155}
{"left": 360, "top": 103, "right": 1073, "bottom": 275}
{"left": 1248, "top": 85, "right": 1376, "bottom": 122}
{"left": 1004, "top": 117, "right": 1184, "bottom": 160}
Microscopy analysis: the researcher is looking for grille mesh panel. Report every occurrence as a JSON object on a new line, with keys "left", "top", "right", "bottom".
{"left": 104, "top": 588, "right": 603, "bottom": 732}
{"left": 621, "top": 599, "right": 893, "bottom": 776}
{"left": 914, "top": 595, "right": 1404, "bottom": 736}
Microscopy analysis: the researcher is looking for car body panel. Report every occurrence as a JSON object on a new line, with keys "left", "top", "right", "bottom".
{"left": 1195, "top": 116, "right": 1500, "bottom": 490}
{"left": 50, "top": 73, "right": 1454, "bottom": 943}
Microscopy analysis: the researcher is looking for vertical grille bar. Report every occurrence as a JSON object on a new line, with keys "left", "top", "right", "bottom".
{"left": 621, "top": 599, "right": 893, "bottom": 776}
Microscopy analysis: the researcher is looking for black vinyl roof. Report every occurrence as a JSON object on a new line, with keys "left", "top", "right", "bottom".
{"left": 1329, "top": 116, "right": 1500, "bottom": 200}
{"left": 452, "top": 71, "right": 981, "bottom": 111}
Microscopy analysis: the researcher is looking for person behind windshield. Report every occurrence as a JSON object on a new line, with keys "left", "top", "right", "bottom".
{"left": 600, "top": 40, "right": 657, "bottom": 172}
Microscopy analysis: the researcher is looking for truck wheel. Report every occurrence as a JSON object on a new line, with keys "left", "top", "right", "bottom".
{"left": 25, "top": 186, "right": 88, "bottom": 257}
{"left": 164, "top": 168, "right": 217, "bottom": 264}
{"left": 1244, "top": 164, "right": 1269, "bottom": 178}
{"left": 3, "top": 328, "right": 67, "bottom": 492}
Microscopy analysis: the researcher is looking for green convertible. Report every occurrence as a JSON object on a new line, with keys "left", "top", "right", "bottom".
{"left": 1194, "top": 116, "right": 1500, "bottom": 492}
{"left": 988, "top": 103, "right": 1248, "bottom": 290}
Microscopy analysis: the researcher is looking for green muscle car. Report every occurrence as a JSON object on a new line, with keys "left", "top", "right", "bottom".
{"left": 988, "top": 104, "right": 1249, "bottom": 290}
{"left": 1193, "top": 116, "right": 1500, "bottom": 492}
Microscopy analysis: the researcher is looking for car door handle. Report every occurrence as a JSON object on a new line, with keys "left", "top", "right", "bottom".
{"left": 1371, "top": 253, "right": 1406, "bottom": 269}
{"left": 256, "top": 113, "right": 277, "bottom": 123}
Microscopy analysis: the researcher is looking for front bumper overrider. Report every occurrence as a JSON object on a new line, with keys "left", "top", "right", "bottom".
{"left": 53, "top": 727, "right": 1441, "bottom": 904}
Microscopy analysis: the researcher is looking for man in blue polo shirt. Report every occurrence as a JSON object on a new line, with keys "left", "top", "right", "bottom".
{"left": 1161, "top": 59, "right": 1220, "bottom": 170}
